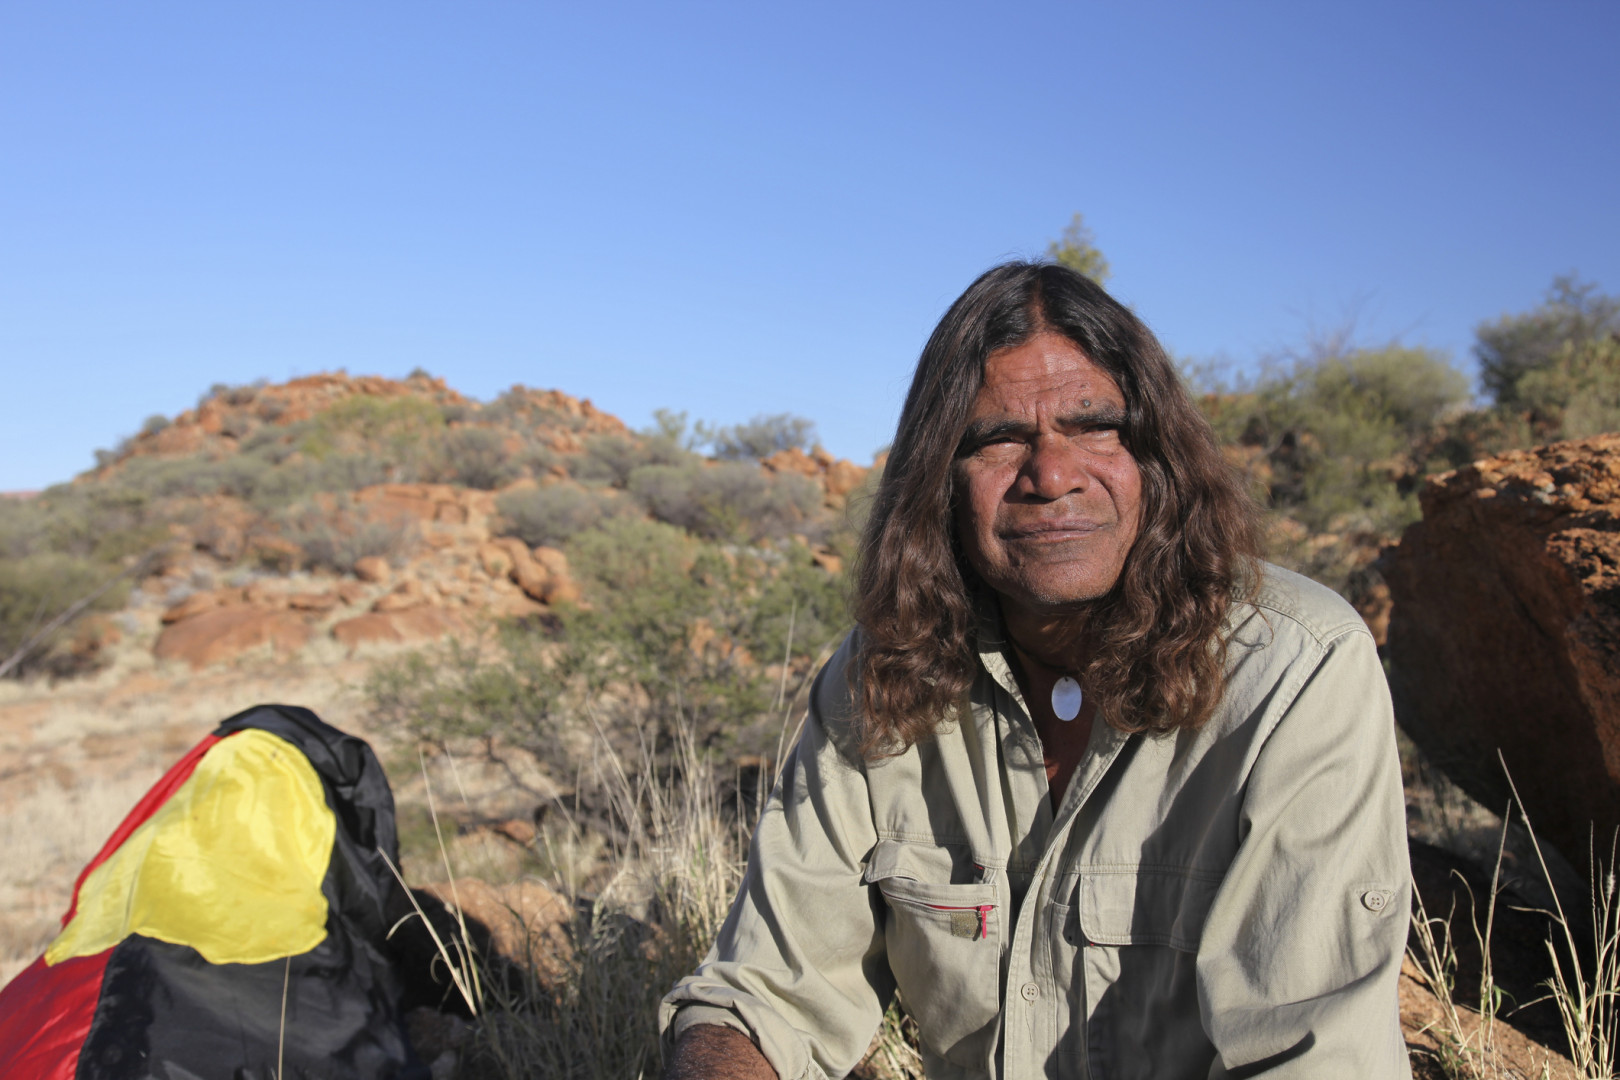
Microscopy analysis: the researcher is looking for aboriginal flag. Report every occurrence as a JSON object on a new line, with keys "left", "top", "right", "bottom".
{"left": 0, "top": 704, "right": 429, "bottom": 1080}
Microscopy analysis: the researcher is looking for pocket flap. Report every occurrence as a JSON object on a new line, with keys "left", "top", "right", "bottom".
{"left": 862, "top": 838, "right": 956, "bottom": 886}
{"left": 1075, "top": 866, "right": 1220, "bottom": 951}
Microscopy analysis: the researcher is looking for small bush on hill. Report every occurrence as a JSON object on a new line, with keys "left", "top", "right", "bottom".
{"left": 1511, "top": 336, "right": 1620, "bottom": 441}
{"left": 1476, "top": 275, "right": 1620, "bottom": 407}
{"left": 703, "top": 413, "right": 817, "bottom": 461}
{"left": 629, "top": 461, "right": 821, "bottom": 541}
{"left": 300, "top": 396, "right": 448, "bottom": 479}
{"left": 569, "top": 432, "right": 692, "bottom": 488}
{"left": 0, "top": 553, "right": 130, "bottom": 678}
{"left": 278, "top": 496, "right": 419, "bottom": 574}
{"left": 494, "top": 485, "right": 625, "bottom": 548}
{"left": 441, "top": 427, "right": 520, "bottom": 490}
{"left": 1204, "top": 343, "right": 1471, "bottom": 538}
{"left": 367, "top": 516, "right": 849, "bottom": 782}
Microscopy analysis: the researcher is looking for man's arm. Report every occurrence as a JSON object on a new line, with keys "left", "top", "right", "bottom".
{"left": 657, "top": 633, "right": 890, "bottom": 1080}
{"left": 662, "top": 1025, "right": 778, "bottom": 1080}
{"left": 1197, "top": 625, "right": 1412, "bottom": 1078}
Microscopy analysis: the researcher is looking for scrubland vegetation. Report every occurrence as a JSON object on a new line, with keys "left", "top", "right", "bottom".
{"left": 2, "top": 263, "right": 1618, "bottom": 1077}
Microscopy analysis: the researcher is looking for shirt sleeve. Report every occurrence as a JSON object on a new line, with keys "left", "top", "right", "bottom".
{"left": 1196, "top": 625, "right": 1413, "bottom": 1078}
{"left": 658, "top": 633, "right": 890, "bottom": 1080}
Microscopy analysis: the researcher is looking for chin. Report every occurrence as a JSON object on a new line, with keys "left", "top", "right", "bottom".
{"left": 1004, "top": 572, "right": 1119, "bottom": 610}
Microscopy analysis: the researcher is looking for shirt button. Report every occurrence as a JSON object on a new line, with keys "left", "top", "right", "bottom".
{"left": 1361, "top": 890, "right": 1389, "bottom": 912}
{"left": 1020, "top": 982, "right": 1040, "bottom": 1001}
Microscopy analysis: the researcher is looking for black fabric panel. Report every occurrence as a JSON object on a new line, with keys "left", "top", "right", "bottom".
{"left": 213, "top": 705, "right": 406, "bottom": 946}
{"left": 77, "top": 934, "right": 428, "bottom": 1080}
{"left": 211, "top": 706, "right": 455, "bottom": 1014}
{"left": 72, "top": 705, "right": 430, "bottom": 1079}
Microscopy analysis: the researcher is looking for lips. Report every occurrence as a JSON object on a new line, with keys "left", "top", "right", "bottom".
{"left": 1000, "top": 519, "right": 1107, "bottom": 540}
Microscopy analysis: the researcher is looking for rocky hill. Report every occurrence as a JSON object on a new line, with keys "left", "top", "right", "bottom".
{"left": 2, "top": 372, "right": 871, "bottom": 677}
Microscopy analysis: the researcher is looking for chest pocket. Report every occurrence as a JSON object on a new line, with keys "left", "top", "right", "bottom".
{"left": 864, "top": 839, "right": 1001, "bottom": 1070}
{"left": 1055, "top": 867, "right": 1222, "bottom": 1080}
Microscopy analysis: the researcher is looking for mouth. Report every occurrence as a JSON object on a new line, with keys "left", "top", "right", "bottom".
{"left": 1000, "top": 519, "right": 1107, "bottom": 542}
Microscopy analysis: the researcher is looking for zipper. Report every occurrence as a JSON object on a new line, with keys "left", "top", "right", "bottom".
{"left": 918, "top": 902, "right": 994, "bottom": 939}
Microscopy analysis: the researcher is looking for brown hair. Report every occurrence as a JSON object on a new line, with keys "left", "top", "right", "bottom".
{"left": 852, "top": 261, "right": 1263, "bottom": 757}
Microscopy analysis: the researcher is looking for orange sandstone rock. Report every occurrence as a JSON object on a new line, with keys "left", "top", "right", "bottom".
{"left": 154, "top": 607, "right": 312, "bottom": 668}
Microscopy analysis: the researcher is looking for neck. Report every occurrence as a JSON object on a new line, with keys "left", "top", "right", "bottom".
{"left": 999, "top": 597, "right": 1093, "bottom": 673}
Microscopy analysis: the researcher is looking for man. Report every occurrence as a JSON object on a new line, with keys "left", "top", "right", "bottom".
{"left": 659, "top": 262, "right": 1411, "bottom": 1079}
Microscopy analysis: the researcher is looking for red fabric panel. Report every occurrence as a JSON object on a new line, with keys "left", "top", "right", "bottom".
{"left": 0, "top": 950, "right": 112, "bottom": 1080}
{"left": 60, "top": 732, "right": 227, "bottom": 927}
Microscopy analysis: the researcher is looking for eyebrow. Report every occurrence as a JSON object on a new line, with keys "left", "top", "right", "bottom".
{"left": 956, "top": 403, "right": 1128, "bottom": 455}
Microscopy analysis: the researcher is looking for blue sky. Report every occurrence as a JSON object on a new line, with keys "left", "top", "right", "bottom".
{"left": 2, "top": 1, "right": 1616, "bottom": 490}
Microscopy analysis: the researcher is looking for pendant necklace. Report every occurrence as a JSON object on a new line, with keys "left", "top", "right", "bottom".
{"left": 1051, "top": 676, "right": 1084, "bottom": 722}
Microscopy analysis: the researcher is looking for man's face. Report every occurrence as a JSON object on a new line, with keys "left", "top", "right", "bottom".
{"left": 953, "top": 332, "right": 1142, "bottom": 617}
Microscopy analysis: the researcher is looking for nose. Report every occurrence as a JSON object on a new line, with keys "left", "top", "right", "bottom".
{"left": 1018, "top": 434, "right": 1091, "bottom": 501}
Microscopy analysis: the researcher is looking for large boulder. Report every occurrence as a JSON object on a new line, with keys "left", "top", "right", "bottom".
{"left": 154, "top": 606, "right": 312, "bottom": 668}
{"left": 1384, "top": 434, "right": 1620, "bottom": 865}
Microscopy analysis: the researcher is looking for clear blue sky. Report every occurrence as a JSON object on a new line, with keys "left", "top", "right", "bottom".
{"left": 3, "top": 1, "right": 1616, "bottom": 490}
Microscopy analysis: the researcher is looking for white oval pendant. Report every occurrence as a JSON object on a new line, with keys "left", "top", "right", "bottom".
{"left": 1051, "top": 676, "right": 1083, "bottom": 722}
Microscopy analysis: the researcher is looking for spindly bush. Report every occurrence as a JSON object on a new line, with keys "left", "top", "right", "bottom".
{"left": 0, "top": 553, "right": 129, "bottom": 678}
{"left": 703, "top": 413, "right": 817, "bottom": 461}
{"left": 278, "top": 496, "right": 419, "bottom": 574}
{"left": 569, "top": 432, "right": 692, "bottom": 488}
{"left": 628, "top": 461, "right": 821, "bottom": 541}
{"left": 494, "top": 485, "right": 625, "bottom": 548}
{"left": 1476, "top": 276, "right": 1620, "bottom": 407}
{"left": 441, "top": 427, "right": 520, "bottom": 490}
{"left": 366, "top": 516, "right": 850, "bottom": 783}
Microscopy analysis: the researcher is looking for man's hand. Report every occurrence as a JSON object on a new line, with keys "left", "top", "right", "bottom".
{"left": 662, "top": 1024, "right": 778, "bottom": 1080}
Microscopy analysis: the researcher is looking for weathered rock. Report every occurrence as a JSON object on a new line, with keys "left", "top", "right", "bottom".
{"left": 530, "top": 546, "right": 569, "bottom": 579}
{"left": 161, "top": 591, "right": 222, "bottom": 624}
{"left": 247, "top": 535, "right": 303, "bottom": 572}
{"left": 330, "top": 607, "right": 462, "bottom": 648}
{"left": 153, "top": 607, "right": 311, "bottom": 668}
{"left": 1384, "top": 434, "right": 1620, "bottom": 867}
{"left": 477, "top": 543, "right": 514, "bottom": 579}
{"left": 416, "top": 878, "right": 571, "bottom": 976}
{"left": 510, "top": 556, "right": 553, "bottom": 603}
{"left": 286, "top": 590, "right": 338, "bottom": 612}
{"left": 542, "top": 576, "right": 581, "bottom": 606}
{"left": 824, "top": 459, "right": 868, "bottom": 501}
{"left": 333, "top": 581, "right": 367, "bottom": 606}
{"left": 241, "top": 582, "right": 286, "bottom": 608}
{"left": 353, "top": 556, "right": 391, "bottom": 584}
{"left": 373, "top": 579, "right": 430, "bottom": 612}
{"left": 485, "top": 590, "right": 548, "bottom": 619}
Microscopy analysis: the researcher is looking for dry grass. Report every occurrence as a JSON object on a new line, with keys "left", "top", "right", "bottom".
{"left": 1405, "top": 761, "right": 1620, "bottom": 1080}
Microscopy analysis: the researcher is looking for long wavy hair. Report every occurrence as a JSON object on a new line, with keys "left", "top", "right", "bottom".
{"left": 852, "top": 261, "right": 1263, "bottom": 757}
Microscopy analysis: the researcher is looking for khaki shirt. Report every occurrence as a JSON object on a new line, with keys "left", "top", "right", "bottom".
{"left": 660, "top": 565, "right": 1412, "bottom": 1079}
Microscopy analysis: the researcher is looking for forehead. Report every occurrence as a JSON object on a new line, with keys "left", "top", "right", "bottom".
{"left": 972, "top": 332, "right": 1123, "bottom": 414}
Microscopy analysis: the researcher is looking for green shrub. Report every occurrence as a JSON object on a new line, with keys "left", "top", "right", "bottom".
{"left": 300, "top": 396, "right": 447, "bottom": 478}
{"left": 494, "top": 485, "right": 624, "bottom": 547}
{"left": 703, "top": 413, "right": 817, "bottom": 460}
{"left": 1476, "top": 276, "right": 1620, "bottom": 406}
{"left": 0, "top": 485, "right": 170, "bottom": 564}
{"left": 628, "top": 461, "right": 821, "bottom": 541}
{"left": 441, "top": 427, "right": 519, "bottom": 490}
{"left": 1208, "top": 344, "right": 1471, "bottom": 537}
{"left": 1512, "top": 336, "right": 1620, "bottom": 440}
{"left": 367, "top": 517, "right": 851, "bottom": 777}
{"left": 569, "top": 432, "right": 692, "bottom": 487}
{"left": 278, "top": 496, "right": 419, "bottom": 573}
{"left": 0, "top": 553, "right": 129, "bottom": 678}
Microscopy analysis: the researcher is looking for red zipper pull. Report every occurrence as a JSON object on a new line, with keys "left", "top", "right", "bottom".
{"left": 977, "top": 905, "right": 991, "bottom": 939}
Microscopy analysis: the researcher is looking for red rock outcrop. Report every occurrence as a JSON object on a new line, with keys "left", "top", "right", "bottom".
{"left": 330, "top": 608, "right": 463, "bottom": 649}
{"left": 153, "top": 607, "right": 313, "bottom": 668}
{"left": 417, "top": 878, "right": 571, "bottom": 977}
{"left": 1383, "top": 434, "right": 1620, "bottom": 866}
{"left": 761, "top": 447, "right": 871, "bottom": 509}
